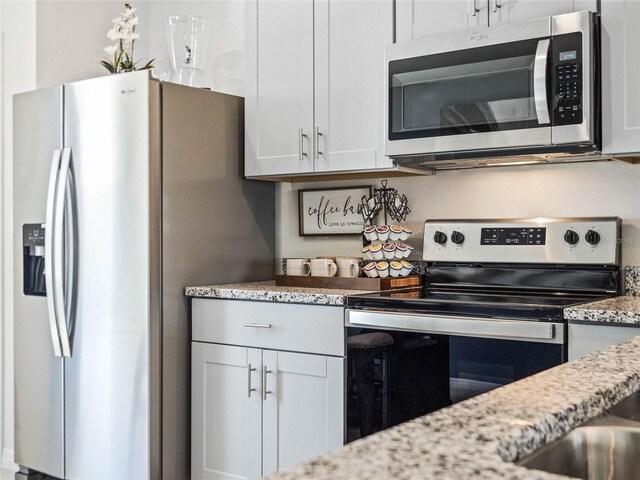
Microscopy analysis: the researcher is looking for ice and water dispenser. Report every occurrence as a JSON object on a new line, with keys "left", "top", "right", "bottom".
{"left": 23, "top": 223, "right": 46, "bottom": 296}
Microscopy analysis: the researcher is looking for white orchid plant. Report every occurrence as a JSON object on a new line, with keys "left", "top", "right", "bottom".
{"left": 100, "top": 3, "right": 153, "bottom": 74}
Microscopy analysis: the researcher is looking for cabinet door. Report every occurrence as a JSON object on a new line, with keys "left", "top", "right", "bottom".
{"left": 396, "top": 0, "right": 487, "bottom": 42}
{"left": 569, "top": 324, "right": 640, "bottom": 361}
{"left": 313, "top": 0, "right": 393, "bottom": 172}
{"left": 262, "top": 351, "right": 344, "bottom": 477}
{"left": 601, "top": 0, "right": 640, "bottom": 155}
{"left": 488, "top": 0, "right": 595, "bottom": 25}
{"left": 192, "top": 343, "right": 262, "bottom": 480}
{"left": 245, "top": 0, "right": 314, "bottom": 176}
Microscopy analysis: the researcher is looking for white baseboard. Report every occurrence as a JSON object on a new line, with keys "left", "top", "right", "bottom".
{"left": 2, "top": 448, "right": 18, "bottom": 472}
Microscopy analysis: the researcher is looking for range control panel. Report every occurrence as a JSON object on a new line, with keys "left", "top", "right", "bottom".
{"left": 481, "top": 227, "right": 547, "bottom": 246}
{"left": 423, "top": 218, "right": 620, "bottom": 265}
{"left": 552, "top": 32, "right": 584, "bottom": 126}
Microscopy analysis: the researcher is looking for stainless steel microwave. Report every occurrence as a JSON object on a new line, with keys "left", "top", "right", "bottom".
{"left": 385, "top": 11, "right": 599, "bottom": 169}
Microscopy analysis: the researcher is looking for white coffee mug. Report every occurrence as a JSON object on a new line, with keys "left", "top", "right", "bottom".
{"left": 286, "top": 258, "right": 311, "bottom": 276}
{"left": 310, "top": 258, "right": 337, "bottom": 277}
{"left": 337, "top": 258, "right": 360, "bottom": 278}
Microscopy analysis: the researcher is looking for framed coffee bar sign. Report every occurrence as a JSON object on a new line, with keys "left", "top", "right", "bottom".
{"left": 298, "top": 185, "right": 371, "bottom": 236}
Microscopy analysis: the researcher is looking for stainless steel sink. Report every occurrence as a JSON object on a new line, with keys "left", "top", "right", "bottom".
{"left": 608, "top": 391, "right": 640, "bottom": 423}
{"left": 518, "top": 426, "right": 640, "bottom": 479}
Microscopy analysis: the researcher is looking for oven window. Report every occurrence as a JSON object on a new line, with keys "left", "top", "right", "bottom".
{"left": 389, "top": 38, "right": 549, "bottom": 140}
{"left": 346, "top": 328, "right": 565, "bottom": 443}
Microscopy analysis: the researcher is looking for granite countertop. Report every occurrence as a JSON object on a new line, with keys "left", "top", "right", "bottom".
{"left": 185, "top": 280, "right": 372, "bottom": 306}
{"left": 268, "top": 336, "right": 640, "bottom": 480}
{"left": 564, "top": 296, "right": 640, "bottom": 325}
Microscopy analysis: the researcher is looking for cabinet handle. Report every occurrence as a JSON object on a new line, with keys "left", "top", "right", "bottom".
{"left": 243, "top": 323, "right": 272, "bottom": 329}
{"left": 472, "top": 0, "right": 479, "bottom": 16}
{"left": 247, "top": 363, "right": 257, "bottom": 398}
{"left": 493, "top": 0, "right": 501, "bottom": 12}
{"left": 299, "top": 128, "right": 308, "bottom": 160}
{"left": 314, "top": 127, "right": 323, "bottom": 160}
{"left": 263, "top": 366, "right": 273, "bottom": 400}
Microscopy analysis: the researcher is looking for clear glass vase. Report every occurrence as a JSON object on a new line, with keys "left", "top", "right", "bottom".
{"left": 164, "top": 15, "right": 211, "bottom": 87}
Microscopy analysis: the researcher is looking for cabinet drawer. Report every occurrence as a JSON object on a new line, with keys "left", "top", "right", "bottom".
{"left": 192, "top": 299, "right": 345, "bottom": 357}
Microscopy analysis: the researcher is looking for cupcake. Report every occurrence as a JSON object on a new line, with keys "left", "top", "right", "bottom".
{"left": 376, "top": 225, "right": 390, "bottom": 242}
{"left": 361, "top": 244, "right": 372, "bottom": 260}
{"left": 400, "top": 226, "right": 412, "bottom": 241}
{"left": 370, "top": 243, "right": 384, "bottom": 260}
{"left": 389, "top": 224, "right": 403, "bottom": 241}
{"left": 363, "top": 262, "right": 378, "bottom": 278}
{"left": 390, "top": 261, "right": 403, "bottom": 277}
{"left": 395, "top": 243, "right": 408, "bottom": 259}
{"left": 382, "top": 243, "right": 397, "bottom": 259}
{"left": 401, "top": 260, "right": 413, "bottom": 276}
{"left": 363, "top": 225, "right": 377, "bottom": 241}
{"left": 376, "top": 261, "right": 389, "bottom": 278}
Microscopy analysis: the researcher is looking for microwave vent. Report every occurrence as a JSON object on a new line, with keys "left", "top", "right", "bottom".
{"left": 392, "top": 150, "right": 612, "bottom": 171}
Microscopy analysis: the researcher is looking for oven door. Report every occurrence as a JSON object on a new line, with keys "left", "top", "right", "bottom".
{"left": 345, "top": 310, "right": 566, "bottom": 442}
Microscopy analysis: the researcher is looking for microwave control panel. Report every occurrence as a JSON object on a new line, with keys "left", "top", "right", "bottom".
{"left": 552, "top": 33, "right": 584, "bottom": 126}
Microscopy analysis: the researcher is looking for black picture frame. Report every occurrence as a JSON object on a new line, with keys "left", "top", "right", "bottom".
{"left": 298, "top": 185, "right": 372, "bottom": 237}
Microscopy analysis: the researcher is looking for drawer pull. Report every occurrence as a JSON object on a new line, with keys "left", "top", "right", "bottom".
{"left": 243, "top": 323, "right": 272, "bottom": 329}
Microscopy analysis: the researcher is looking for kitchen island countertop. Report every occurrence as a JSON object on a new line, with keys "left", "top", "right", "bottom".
{"left": 267, "top": 335, "right": 640, "bottom": 480}
{"left": 564, "top": 295, "right": 640, "bottom": 325}
{"left": 185, "top": 280, "right": 373, "bottom": 306}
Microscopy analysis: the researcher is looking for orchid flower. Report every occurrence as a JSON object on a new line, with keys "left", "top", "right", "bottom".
{"left": 99, "top": 3, "right": 154, "bottom": 74}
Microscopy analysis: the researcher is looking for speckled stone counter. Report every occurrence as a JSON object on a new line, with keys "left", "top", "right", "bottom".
{"left": 185, "top": 280, "right": 372, "bottom": 306}
{"left": 627, "top": 266, "right": 640, "bottom": 296}
{"left": 268, "top": 336, "right": 640, "bottom": 480}
{"left": 564, "top": 296, "right": 640, "bottom": 325}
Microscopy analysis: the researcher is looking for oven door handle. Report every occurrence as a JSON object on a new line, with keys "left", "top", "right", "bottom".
{"left": 346, "top": 310, "right": 564, "bottom": 344}
{"left": 533, "top": 38, "right": 551, "bottom": 125}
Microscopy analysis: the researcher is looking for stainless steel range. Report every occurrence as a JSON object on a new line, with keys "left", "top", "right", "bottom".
{"left": 345, "top": 218, "right": 621, "bottom": 442}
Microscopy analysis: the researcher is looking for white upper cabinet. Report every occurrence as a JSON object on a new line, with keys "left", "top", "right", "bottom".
{"left": 489, "top": 0, "right": 597, "bottom": 26}
{"left": 601, "top": 0, "right": 640, "bottom": 156}
{"left": 314, "top": 0, "right": 393, "bottom": 172}
{"left": 245, "top": 0, "right": 315, "bottom": 176}
{"left": 397, "top": 0, "right": 597, "bottom": 41}
{"left": 245, "top": 0, "right": 393, "bottom": 177}
{"left": 396, "top": 0, "right": 487, "bottom": 42}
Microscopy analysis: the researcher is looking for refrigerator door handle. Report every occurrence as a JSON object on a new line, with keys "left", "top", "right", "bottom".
{"left": 45, "top": 148, "right": 63, "bottom": 357}
{"left": 54, "top": 147, "right": 73, "bottom": 357}
{"left": 64, "top": 149, "right": 78, "bottom": 353}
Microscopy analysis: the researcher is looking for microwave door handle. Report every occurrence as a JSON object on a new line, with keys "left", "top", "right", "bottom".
{"left": 534, "top": 39, "right": 551, "bottom": 125}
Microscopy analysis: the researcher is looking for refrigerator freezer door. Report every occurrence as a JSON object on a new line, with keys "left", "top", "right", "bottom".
{"left": 13, "top": 86, "right": 65, "bottom": 477}
{"left": 63, "top": 72, "right": 154, "bottom": 479}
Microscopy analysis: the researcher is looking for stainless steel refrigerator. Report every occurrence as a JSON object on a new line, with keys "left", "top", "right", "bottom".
{"left": 13, "top": 71, "right": 275, "bottom": 480}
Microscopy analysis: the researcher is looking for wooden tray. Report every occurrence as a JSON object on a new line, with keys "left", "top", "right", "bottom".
{"left": 275, "top": 274, "right": 422, "bottom": 291}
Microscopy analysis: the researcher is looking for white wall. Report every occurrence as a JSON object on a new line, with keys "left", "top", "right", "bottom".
{"left": 1, "top": 1, "right": 37, "bottom": 466}
{"left": 0, "top": 0, "right": 245, "bottom": 465}
{"left": 276, "top": 160, "right": 640, "bottom": 270}
{"left": 146, "top": 0, "right": 245, "bottom": 96}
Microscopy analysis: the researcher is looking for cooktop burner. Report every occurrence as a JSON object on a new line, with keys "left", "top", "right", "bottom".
{"left": 346, "top": 287, "right": 609, "bottom": 322}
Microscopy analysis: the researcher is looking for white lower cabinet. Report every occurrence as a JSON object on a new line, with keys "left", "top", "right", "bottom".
{"left": 192, "top": 343, "right": 262, "bottom": 480}
{"left": 191, "top": 299, "right": 345, "bottom": 480}
{"left": 262, "top": 350, "right": 344, "bottom": 477}
{"left": 568, "top": 323, "right": 640, "bottom": 361}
